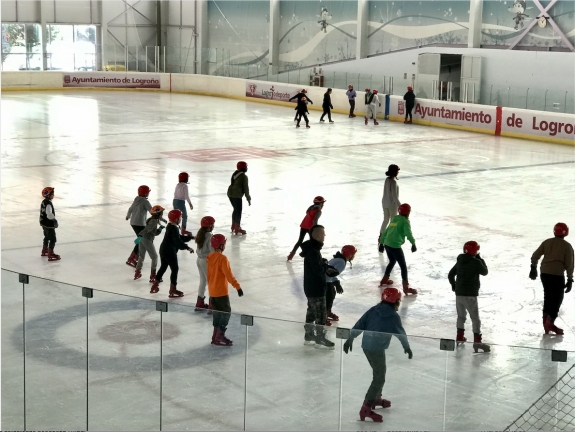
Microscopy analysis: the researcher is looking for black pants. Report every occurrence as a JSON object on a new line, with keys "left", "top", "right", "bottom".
{"left": 349, "top": 99, "right": 355, "bottom": 115}
{"left": 229, "top": 197, "right": 243, "bottom": 225}
{"left": 42, "top": 227, "right": 56, "bottom": 249}
{"left": 296, "top": 112, "right": 309, "bottom": 124}
{"left": 131, "top": 225, "right": 145, "bottom": 254}
{"left": 305, "top": 296, "right": 327, "bottom": 326}
{"left": 320, "top": 107, "right": 332, "bottom": 121}
{"left": 157, "top": 252, "right": 179, "bottom": 285}
{"left": 541, "top": 273, "right": 565, "bottom": 320}
{"left": 326, "top": 282, "right": 336, "bottom": 312}
{"left": 405, "top": 104, "right": 414, "bottom": 120}
{"left": 384, "top": 245, "right": 408, "bottom": 282}
{"left": 212, "top": 295, "right": 232, "bottom": 330}
{"left": 291, "top": 228, "right": 309, "bottom": 253}
{"left": 363, "top": 350, "right": 387, "bottom": 403}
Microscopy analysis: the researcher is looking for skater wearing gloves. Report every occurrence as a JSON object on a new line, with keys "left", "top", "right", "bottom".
{"left": 325, "top": 245, "right": 357, "bottom": 323}
{"left": 150, "top": 209, "right": 194, "bottom": 298}
{"left": 448, "top": 241, "right": 490, "bottom": 353}
{"left": 380, "top": 164, "right": 401, "bottom": 244}
{"left": 343, "top": 287, "right": 412, "bottom": 423}
{"left": 289, "top": 89, "right": 313, "bottom": 121}
{"left": 530, "top": 223, "right": 574, "bottom": 335}
{"left": 207, "top": 234, "right": 243, "bottom": 346}
{"left": 365, "top": 89, "right": 381, "bottom": 125}
{"left": 134, "top": 205, "right": 165, "bottom": 283}
{"left": 173, "top": 172, "right": 194, "bottom": 236}
{"left": 378, "top": 203, "right": 418, "bottom": 295}
{"left": 295, "top": 96, "right": 311, "bottom": 128}
{"left": 287, "top": 196, "right": 326, "bottom": 261}
{"left": 194, "top": 216, "right": 215, "bottom": 311}
{"left": 39, "top": 187, "right": 61, "bottom": 261}
{"left": 403, "top": 86, "right": 415, "bottom": 124}
{"left": 126, "top": 185, "right": 152, "bottom": 267}
{"left": 227, "top": 161, "right": 251, "bottom": 235}
{"left": 300, "top": 225, "right": 334, "bottom": 349}
{"left": 319, "top": 88, "right": 334, "bottom": 123}
{"left": 346, "top": 84, "right": 357, "bottom": 117}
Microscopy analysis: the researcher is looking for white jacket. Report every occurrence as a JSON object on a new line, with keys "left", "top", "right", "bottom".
{"left": 382, "top": 177, "right": 400, "bottom": 209}
{"left": 369, "top": 93, "right": 380, "bottom": 106}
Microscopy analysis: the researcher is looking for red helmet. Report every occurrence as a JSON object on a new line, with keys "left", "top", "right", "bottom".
{"left": 382, "top": 287, "right": 402, "bottom": 304}
{"left": 398, "top": 203, "right": 411, "bottom": 216}
{"left": 301, "top": 89, "right": 307, "bottom": 93}
{"left": 138, "top": 185, "right": 151, "bottom": 197}
{"left": 463, "top": 241, "right": 480, "bottom": 256}
{"left": 408, "top": 86, "right": 413, "bottom": 91}
{"left": 554, "top": 223, "right": 569, "bottom": 237}
{"left": 42, "top": 187, "right": 54, "bottom": 198}
{"left": 178, "top": 172, "right": 189, "bottom": 183}
{"left": 150, "top": 205, "right": 164, "bottom": 215}
{"left": 365, "top": 88, "right": 370, "bottom": 92}
{"left": 168, "top": 209, "right": 182, "bottom": 223}
{"left": 210, "top": 233, "right": 227, "bottom": 250}
{"left": 237, "top": 161, "right": 248, "bottom": 170}
{"left": 341, "top": 245, "right": 357, "bottom": 260}
{"left": 201, "top": 216, "right": 215, "bottom": 228}
{"left": 313, "top": 196, "right": 326, "bottom": 204}
{"left": 372, "top": 89, "right": 379, "bottom": 94}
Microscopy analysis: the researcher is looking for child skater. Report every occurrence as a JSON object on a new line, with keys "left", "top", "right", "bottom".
{"left": 365, "top": 89, "right": 381, "bottom": 125}
{"left": 296, "top": 96, "right": 311, "bottom": 128}
{"left": 173, "top": 172, "right": 194, "bottom": 237}
{"left": 126, "top": 185, "right": 152, "bottom": 267}
{"left": 379, "top": 164, "right": 401, "bottom": 246}
{"left": 227, "top": 161, "right": 251, "bottom": 235}
{"left": 289, "top": 89, "right": 313, "bottom": 121}
{"left": 343, "top": 287, "right": 413, "bottom": 423}
{"left": 207, "top": 234, "right": 244, "bottom": 346}
{"left": 194, "top": 216, "right": 215, "bottom": 311}
{"left": 150, "top": 209, "right": 194, "bottom": 297}
{"left": 448, "top": 241, "right": 490, "bottom": 352}
{"left": 287, "top": 196, "right": 326, "bottom": 261}
{"left": 40, "top": 187, "right": 61, "bottom": 261}
{"left": 319, "top": 88, "right": 334, "bottom": 123}
{"left": 325, "top": 245, "right": 357, "bottom": 323}
{"left": 378, "top": 203, "right": 418, "bottom": 295}
{"left": 134, "top": 205, "right": 165, "bottom": 283}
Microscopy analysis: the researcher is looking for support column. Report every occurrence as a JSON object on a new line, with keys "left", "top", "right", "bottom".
{"left": 268, "top": 0, "right": 280, "bottom": 75}
{"left": 356, "top": 0, "right": 369, "bottom": 59}
{"left": 468, "top": 0, "right": 483, "bottom": 48}
{"left": 40, "top": 1, "right": 49, "bottom": 70}
{"left": 195, "top": 0, "right": 208, "bottom": 74}
{"left": 100, "top": 0, "right": 110, "bottom": 69}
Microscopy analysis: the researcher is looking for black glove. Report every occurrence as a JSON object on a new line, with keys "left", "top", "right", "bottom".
{"left": 529, "top": 266, "right": 538, "bottom": 280}
{"left": 53, "top": 220, "right": 59, "bottom": 228}
{"left": 237, "top": 288, "right": 244, "bottom": 297}
{"left": 404, "top": 348, "right": 413, "bottom": 359}
{"left": 187, "top": 247, "right": 195, "bottom": 254}
{"left": 335, "top": 281, "right": 344, "bottom": 294}
{"left": 411, "top": 244, "right": 417, "bottom": 253}
{"left": 566, "top": 278, "right": 573, "bottom": 293}
{"left": 451, "top": 283, "right": 455, "bottom": 292}
{"left": 343, "top": 339, "right": 353, "bottom": 354}
{"left": 378, "top": 243, "right": 384, "bottom": 253}
{"left": 326, "top": 266, "right": 340, "bottom": 278}
{"left": 322, "top": 258, "right": 328, "bottom": 265}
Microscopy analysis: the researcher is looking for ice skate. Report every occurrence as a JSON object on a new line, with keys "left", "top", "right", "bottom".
{"left": 212, "top": 328, "right": 233, "bottom": 346}
{"left": 329, "top": 120, "right": 334, "bottom": 123}
{"left": 544, "top": 316, "right": 564, "bottom": 335}
{"left": 456, "top": 329, "right": 467, "bottom": 346}
{"left": 207, "top": 298, "right": 213, "bottom": 315}
{"left": 126, "top": 252, "right": 137, "bottom": 267}
{"left": 359, "top": 401, "right": 383, "bottom": 422}
{"left": 134, "top": 269, "right": 142, "bottom": 280}
{"left": 473, "top": 333, "right": 490, "bottom": 353}
{"left": 306, "top": 123, "right": 310, "bottom": 128}
{"left": 327, "top": 312, "right": 339, "bottom": 322}
{"left": 320, "top": 119, "right": 325, "bottom": 122}
{"left": 168, "top": 284, "right": 184, "bottom": 298}
{"left": 181, "top": 226, "right": 195, "bottom": 238}
{"left": 149, "top": 271, "right": 156, "bottom": 283}
{"left": 47, "top": 249, "right": 61, "bottom": 261}
{"left": 404, "top": 119, "right": 408, "bottom": 124}
{"left": 373, "top": 120, "right": 379, "bottom": 125}
{"left": 296, "top": 123, "right": 300, "bottom": 128}
{"left": 195, "top": 296, "right": 209, "bottom": 311}
{"left": 373, "top": 395, "right": 391, "bottom": 409}
{"left": 315, "top": 330, "right": 335, "bottom": 350}
{"left": 351, "top": 114, "right": 356, "bottom": 118}
{"left": 408, "top": 119, "right": 413, "bottom": 124}
{"left": 402, "top": 281, "right": 418, "bottom": 295}
{"left": 150, "top": 280, "right": 160, "bottom": 294}
{"left": 211, "top": 328, "right": 217, "bottom": 344}
{"left": 304, "top": 326, "right": 315, "bottom": 346}
{"left": 379, "top": 276, "right": 394, "bottom": 286}
{"left": 365, "top": 117, "right": 368, "bottom": 125}
{"left": 287, "top": 251, "right": 296, "bottom": 261}
{"left": 234, "top": 225, "right": 247, "bottom": 235}
{"left": 41, "top": 246, "right": 49, "bottom": 257}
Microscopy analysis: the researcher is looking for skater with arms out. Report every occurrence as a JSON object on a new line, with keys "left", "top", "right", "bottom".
{"left": 287, "top": 196, "right": 326, "bottom": 261}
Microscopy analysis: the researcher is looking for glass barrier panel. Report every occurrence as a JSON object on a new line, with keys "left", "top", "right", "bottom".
{"left": 24, "top": 276, "right": 87, "bottom": 430}
{"left": 162, "top": 305, "right": 245, "bottom": 431}
{"left": 245, "top": 318, "right": 341, "bottom": 430}
{"left": 88, "top": 291, "right": 160, "bottom": 430}
{"left": 1, "top": 270, "right": 25, "bottom": 430}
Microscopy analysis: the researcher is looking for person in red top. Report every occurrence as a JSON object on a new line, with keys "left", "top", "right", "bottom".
{"left": 287, "top": 196, "right": 326, "bottom": 261}
{"left": 207, "top": 234, "right": 244, "bottom": 346}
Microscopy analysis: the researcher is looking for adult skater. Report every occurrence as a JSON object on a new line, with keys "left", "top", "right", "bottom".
{"left": 319, "top": 88, "right": 334, "bottom": 123}
{"left": 448, "top": 241, "right": 490, "bottom": 353}
{"left": 207, "top": 234, "right": 243, "bottom": 346}
{"left": 403, "top": 86, "right": 415, "bottom": 124}
{"left": 365, "top": 89, "right": 381, "bottom": 125}
{"left": 300, "top": 225, "right": 334, "bottom": 349}
{"left": 134, "top": 205, "right": 165, "bottom": 283}
{"left": 39, "top": 187, "right": 61, "bottom": 261}
{"left": 173, "top": 172, "right": 194, "bottom": 236}
{"left": 287, "top": 196, "right": 326, "bottom": 261}
{"left": 378, "top": 203, "right": 418, "bottom": 295}
{"left": 346, "top": 84, "right": 357, "bottom": 117}
{"left": 295, "top": 96, "right": 311, "bottom": 128}
{"left": 379, "top": 164, "right": 401, "bottom": 245}
{"left": 325, "top": 245, "right": 357, "bottom": 323}
{"left": 126, "top": 185, "right": 152, "bottom": 267}
{"left": 227, "top": 161, "right": 251, "bottom": 235}
{"left": 150, "top": 209, "right": 194, "bottom": 297}
{"left": 530, "top": 223, "right": 574, "bottom": 335}
{"left": 343, "top": 287, "right": 413, "bottom": 423}
{"left": 194, "top": 216, "right": 215, "bottom": 311}
{"left": 289, "top": 89, "right": 313, "bottom": 121}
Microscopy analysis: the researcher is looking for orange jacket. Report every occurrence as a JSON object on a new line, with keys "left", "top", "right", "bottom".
{"left": 207, "top": 251, "right": 241, "bottom": 297}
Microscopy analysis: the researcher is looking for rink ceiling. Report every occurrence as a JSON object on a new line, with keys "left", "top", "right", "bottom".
{"left": 1, "top": 90, "right": 575, "bottom": 430}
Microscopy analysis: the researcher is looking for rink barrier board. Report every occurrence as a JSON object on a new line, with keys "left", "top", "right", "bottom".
{"left": 387, "top": 114, "right": 497, "bottom": 136}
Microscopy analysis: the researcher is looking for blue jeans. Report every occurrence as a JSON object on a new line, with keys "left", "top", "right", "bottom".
{"left": 173, "top": 199, "right": 187, "bottom": 227}
{"left": 384, "top": 245, "right": 408, "bottom": 282}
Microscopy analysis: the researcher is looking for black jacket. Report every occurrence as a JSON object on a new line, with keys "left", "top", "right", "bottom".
{"left": 322, "top": 93, "right": 333, "bottom": 109}
{"left": 289, "top": 92, "right": 313, "bottom": 105}
{"left": 300, "top": 238, "right": 327, "bottom": 298}
{"left": 159, "top": 223, "right": 192, "bottom": 256}
{"left": 403, "top": 90, "right": 415, "bottom": 106}
{"left": 296, "top": 100, "right": 309, "bottom": 114}
{"left": 448, "top": 254, "right": 488, "bottom": 296}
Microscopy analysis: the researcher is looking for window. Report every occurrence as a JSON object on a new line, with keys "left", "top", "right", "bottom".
{"left": 47, "top": 24, "right": 97, "bottom": 71}
{"left": 1, "top": 23, "right": 43, "bottom": 71}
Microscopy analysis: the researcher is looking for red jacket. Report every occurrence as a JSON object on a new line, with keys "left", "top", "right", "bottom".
{"left": 300, "top": 205, "right": 322, "bottom": 229}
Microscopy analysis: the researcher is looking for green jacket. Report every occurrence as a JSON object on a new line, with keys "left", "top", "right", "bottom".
{"left": 380, "top": 215, "right": 415, "bottom": 248}
{"left": 227, "top": 171, "right": 251, "bottom": 200}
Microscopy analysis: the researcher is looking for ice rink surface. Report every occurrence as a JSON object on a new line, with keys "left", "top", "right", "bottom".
{"left": 2, "top": 91, "right": 575, "bottom": 431}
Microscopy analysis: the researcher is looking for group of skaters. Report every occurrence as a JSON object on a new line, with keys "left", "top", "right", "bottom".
{"left": 287, "top": 85, "right": 416, "bottom": 127}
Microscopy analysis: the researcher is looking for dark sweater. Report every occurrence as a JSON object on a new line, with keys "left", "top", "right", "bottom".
{"left": 159, "top": 224, "right": 192, "bottom": 255}
{"left": 448, "top": 254, "right": 488, "bottom": 296}
{"left": 300, "top": 238, "right": 327, "bottom": 298}
{"left": 322, "top": 93, "right": 333, "bottom": 109}
{"left": 289, "top": 92, "right": 313, "bottom": 105}
{"left": 350, "top": 302, "right": 410, "bottom": 352}
{"left": 403, "top": 90, "right": 415, "bottom": 106}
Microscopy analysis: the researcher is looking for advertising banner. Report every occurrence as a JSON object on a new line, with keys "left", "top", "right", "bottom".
{"left": 501, "top": 107, "right": 575, "bottom": 144}
{"left": 63, "top": 73, "right": 161, "bottom": 89}
{"left": 245, "top": 82, "right": 298, "bottom": 102}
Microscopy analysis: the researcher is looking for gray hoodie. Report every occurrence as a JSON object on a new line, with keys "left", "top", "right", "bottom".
{"left": 126, "top": 196, "right": 152, "bottom": 226}
{"left": 196, "top": 232, "right": 215, "bottom": 260}
{"left": 138, "top": 217, "right": 163, "bottom": 241}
